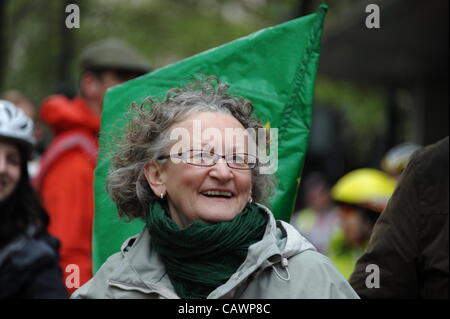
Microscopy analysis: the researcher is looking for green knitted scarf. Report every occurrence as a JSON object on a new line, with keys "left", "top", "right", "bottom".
{"left": 145, "top": 201, "right": 268, "bottom": 299}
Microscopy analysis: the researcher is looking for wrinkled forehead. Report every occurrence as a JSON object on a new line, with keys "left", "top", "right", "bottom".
{"left": 168, "top": 112, "right": 255, "bottom": 153}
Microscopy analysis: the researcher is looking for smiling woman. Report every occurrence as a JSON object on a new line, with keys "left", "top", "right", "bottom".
{"left": 0, "top": 100, "right": 67, "bottom": 298}
{"left": 106, "top": 76, "right": 274, "bottom": 223}
{"left": 0, "top": 141, "right": 21, "bottom": 203}
{"left": 144, "top": 112, "right": 254, "bottom": 227}
{"left": 71, "top": 77, "right": 359, "bottom": 299}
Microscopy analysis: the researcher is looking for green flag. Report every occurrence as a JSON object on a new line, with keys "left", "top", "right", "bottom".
{"left": 93, "top": 5, "right": 327, "bottom": 272}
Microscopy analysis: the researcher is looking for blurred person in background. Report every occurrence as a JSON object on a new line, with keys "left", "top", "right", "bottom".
{"left": 350, "top": 137, "right": 448, "bottom": 298}
{"left": 0, "top": 100, "right": 67, "bottom": 299}
{"left": 33, "top": 39, "right": 151, "bottom": 294}
{"left": 381, "top": 143, "right": 422, "bottom": 180}
{"left": 1, "top": 90, "right": 45, "bottom": 178}
{"left": 290, "top": 172, "right": 340, "bottom": 254}
{"left": 328, "top": 168, "right": 396, "bottom": 279}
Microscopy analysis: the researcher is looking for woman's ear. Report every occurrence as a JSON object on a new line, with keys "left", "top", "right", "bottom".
{"left": 144, "top": 161, "right": 165, "bottom": 197}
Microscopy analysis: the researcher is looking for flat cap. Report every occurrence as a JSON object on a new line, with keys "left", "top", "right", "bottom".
{"left": 80, "top": 38, "right": 151, "bottom": 74}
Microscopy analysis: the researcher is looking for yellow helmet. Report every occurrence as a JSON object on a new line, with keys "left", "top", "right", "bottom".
{"left": 331, "top": 168, "right": 397, "bottom": 213}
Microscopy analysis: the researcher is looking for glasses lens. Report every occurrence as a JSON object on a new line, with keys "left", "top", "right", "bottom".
{"left": 226, "top": 153, "right": 256, "bottom": 169}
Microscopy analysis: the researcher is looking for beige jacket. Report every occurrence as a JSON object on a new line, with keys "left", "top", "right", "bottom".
{"left": 72, "top": 205, "right": 359, "bottom": 299}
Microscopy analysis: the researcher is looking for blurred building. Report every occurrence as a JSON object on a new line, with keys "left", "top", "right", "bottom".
{"left": 319, "top": 0, "right": 449, "bottom": 148}
{"left": 297, "top": 0, "right": 448, "bottom": 211}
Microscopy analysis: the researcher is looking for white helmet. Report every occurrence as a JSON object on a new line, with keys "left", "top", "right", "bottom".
{"left": 0, "top": 100, "right": 35, "bottom": 153}
{"left": 381, "top": 143, "right": 421, "bottom": 175}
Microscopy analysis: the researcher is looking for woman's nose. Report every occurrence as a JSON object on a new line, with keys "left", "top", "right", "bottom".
{"left": 209, "top": 158, "right": 233, "bottom": 181}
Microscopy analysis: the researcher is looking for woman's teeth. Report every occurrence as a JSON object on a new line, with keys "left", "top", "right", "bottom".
{"left": 201, "top": 190, "right": 233, "bottom": 198}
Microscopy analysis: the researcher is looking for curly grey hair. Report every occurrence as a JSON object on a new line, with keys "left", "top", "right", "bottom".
{"left": 107, "top": 76, "right": 276, "bottom": 220}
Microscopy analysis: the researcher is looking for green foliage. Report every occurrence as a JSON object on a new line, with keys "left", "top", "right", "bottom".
{"left": 316, "top": 76, "right": 386, "bottom": 135}
{"left": 2, "top": 0, "right": 298, "bottom": 104}
{"left": 3, "top": 0, "right": 63, "bottom": 103}
{"left": 315, "top": 76, "right": 387, "bottom": 165}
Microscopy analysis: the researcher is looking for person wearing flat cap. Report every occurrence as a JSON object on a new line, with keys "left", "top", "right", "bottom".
{"left": 34, "top": 39, "right": 151, "bottom": 295}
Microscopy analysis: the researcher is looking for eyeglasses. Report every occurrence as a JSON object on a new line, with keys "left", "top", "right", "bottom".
{"left": 158, "top": 149, "right": 257, "bottom": 170}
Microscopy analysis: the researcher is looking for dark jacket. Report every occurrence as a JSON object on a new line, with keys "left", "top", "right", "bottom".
{"left": 0, "top": 228, "right": 68, "bottom": 299}
{"left": 349, "top": 137, "right": 449, "bottom": 298}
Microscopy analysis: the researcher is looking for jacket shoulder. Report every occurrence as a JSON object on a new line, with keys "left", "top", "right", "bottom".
{"left": 240, "top": 250, "right": 359, "bottom": 299}
{"left": 287, "top": 250, "right": 359, "bottom": 298}
{"left": 413, "top": 137, "right": 448, "bottom": 213}
{"left": 0, "top": 234, "right": 66, "bottom": 298}
{"left": 71, "top": 250, "right": 124, "bottom": 299}
{"left": 9, "top": 235, "right": 59, "bottom": 268}
{"left": 71, "top": 232, "right": 145, "bottom": 299}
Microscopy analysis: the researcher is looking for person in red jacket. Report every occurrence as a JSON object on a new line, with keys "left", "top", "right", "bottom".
{"left": 35, "top": 39, "right": 151, "bottom": 294}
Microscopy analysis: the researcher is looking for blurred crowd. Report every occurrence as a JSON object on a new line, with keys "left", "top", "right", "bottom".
{"left": 0, "top": 39, "right": 150, "bottom": 298}
{"left": 291, "top": 145, "right": 417, "bottom": 278}
{"left": 0, "top": 38, "right": 448, "bottom": 299}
